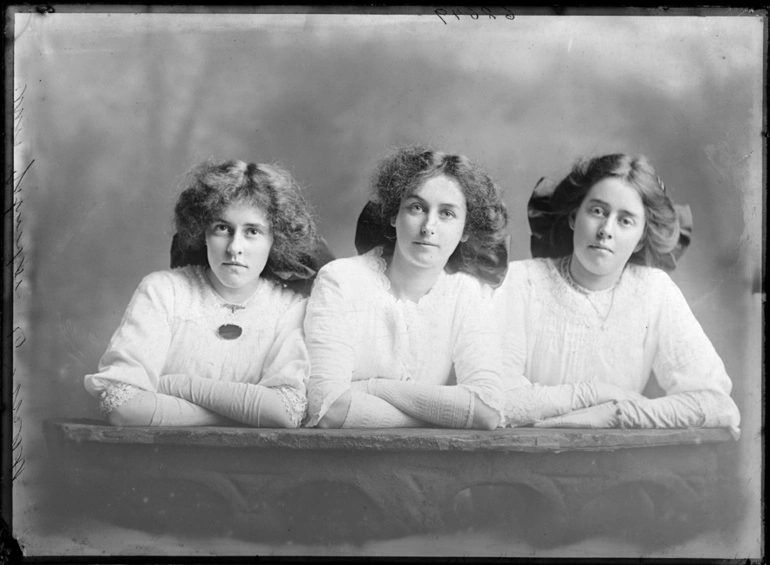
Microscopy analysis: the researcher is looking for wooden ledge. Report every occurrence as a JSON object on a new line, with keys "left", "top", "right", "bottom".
{"left": 44, "top": 418, "right": 733, "bottom": 453}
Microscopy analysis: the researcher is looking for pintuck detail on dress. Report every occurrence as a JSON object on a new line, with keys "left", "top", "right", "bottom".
{"left": 493, "top": 257, "right": 740, "bottom": 430}
{"left": 304, "top": 247, "right": 504, "bottom": 427}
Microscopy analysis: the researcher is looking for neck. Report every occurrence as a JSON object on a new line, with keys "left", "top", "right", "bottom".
{"left": 205, "top": 267, "right": 260, "bottom": 304}
{"left": 568, "top": 255, "right": 621, "bottom": 291}
{"left": 386, "top": 251, "right": 443, "bottom": 302}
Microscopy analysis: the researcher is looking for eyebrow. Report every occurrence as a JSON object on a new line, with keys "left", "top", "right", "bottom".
{"left": 404, "top": 194, "right": 464, "bottom": 210}
{"left": 586, "top": 198, "right": 641, "bottom": 218}
{"left": 211, "top": 217, "right": 269, "bottom": 228}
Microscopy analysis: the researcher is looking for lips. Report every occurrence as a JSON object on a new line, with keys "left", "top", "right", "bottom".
{"left": 414, "top": 241, "right": 438, "bottom": 247}
{"left": 223, "top": 261, "right": 247, "bottom": 268}
{"left": 588, "top": 244, "right": 612, "bottom": 254}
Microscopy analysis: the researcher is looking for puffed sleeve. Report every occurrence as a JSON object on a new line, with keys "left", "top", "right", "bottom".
{"left": 84, "top": 271, "right": 174, "bottom": 396}
{"left": 257, "top": 296, "right": 310, "bottom": 395}
{"left": 652, "top": 272, "right": 733, "bottom": 396}
{"left": 304, "top": 261, "right": 358, "bottom": 426}
{"left": 452, "top": 276, "right": 505, "bottom": 421}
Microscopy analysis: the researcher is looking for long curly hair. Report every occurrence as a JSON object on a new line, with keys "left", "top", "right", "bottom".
{"left": 544, "top": 154, "right": 681, "bottom": 268}
{"left": 368, "top": 145, "right": 508, "bottom": 277}
{"left": 173, "top": 159, "right": 318, "bottom": 282}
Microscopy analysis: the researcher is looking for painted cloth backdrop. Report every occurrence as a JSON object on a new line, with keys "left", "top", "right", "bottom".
{"left": 10, "top": 12, "right": 763, "bottom": 556}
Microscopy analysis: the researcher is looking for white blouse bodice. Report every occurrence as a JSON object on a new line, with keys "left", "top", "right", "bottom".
{"left": 304, "top": 247, "right": 504, "bottom": 426}
{"left": 493, "top": 258, "right": 733, "bottom": 398}
{"left": 84, "top": 265, "right": 309, "bottom": 397}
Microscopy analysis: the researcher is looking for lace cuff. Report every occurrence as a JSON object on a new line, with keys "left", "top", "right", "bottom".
{"left": 274, "top": 385, "right": 308, "bottom": 428}
{"left": 99, "top": 383, "right": 143, "bottom": 418}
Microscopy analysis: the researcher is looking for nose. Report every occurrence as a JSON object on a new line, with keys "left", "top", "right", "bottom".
{"left": 598, "top": 218, "right": 614, "bottom": 239}
{"left": 421, "top": 214, "right": 437, "bottom": 235}
{"left": 226, "top": 232, "right": 244, "bottom": 256}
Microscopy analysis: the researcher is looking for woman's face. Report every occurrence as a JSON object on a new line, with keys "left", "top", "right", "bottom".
{"left": 391, "top": 174, "right": 468, "bottom": 272}
{"left": 570, "top": 177, "right": 646, "bottom": 290}
{"left": 205, "top": 200, "right": 274, "bottom": 302}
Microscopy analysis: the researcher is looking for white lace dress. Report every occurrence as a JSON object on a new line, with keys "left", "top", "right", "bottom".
{"left": 84, "top": 265, "right": 309, "bottom": 426}
{"left": 493, "top": 257, "right": 740, "bottom": 429}
{"left": 304, "top": 246, "right": 504, "bottom": 427}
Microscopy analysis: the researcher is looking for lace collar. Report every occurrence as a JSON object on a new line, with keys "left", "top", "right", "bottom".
{"left": 192, "top": 265, "right": 270, "bottom": 311}
{"left": 554, "top": 255, "right": 623, "bottom": 295}
{"left": 362, "top": 246, "right": 449, "bottom": 309}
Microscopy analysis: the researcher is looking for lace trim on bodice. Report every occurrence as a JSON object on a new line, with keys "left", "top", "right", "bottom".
{"left": 363, "top": 246, "right": 450, "bottom": 311}
{"left": 175, "top": 266, "right": 291, "bottom": 330}
{"left": 545, "top": 257, "right": 623, "bottom": 329}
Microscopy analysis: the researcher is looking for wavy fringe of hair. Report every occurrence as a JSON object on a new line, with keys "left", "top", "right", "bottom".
{"left": 173, "top": 159, "right": 318, "bottom": 279}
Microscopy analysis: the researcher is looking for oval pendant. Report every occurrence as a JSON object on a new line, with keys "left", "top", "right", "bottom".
{"left": 217, "top": 324, "right": 243, "bottom": 340}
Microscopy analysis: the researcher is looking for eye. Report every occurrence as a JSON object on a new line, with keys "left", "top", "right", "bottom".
{"left": 246, "top": 227, "right": 263, "bottom": 237}
{"left": 407, "top": 202, "right": 424, "bottom": 213}
{"left": 620, "top": 216, "right": 635, "bottom": 227}
{"left": 440, "top": 209, "right": 456, "bottom": 219}
{"left": 211, "top": 223, "right": 230, "bottom": 234}
{"left": 589, "top": 206, "right": 605, "bottom": 216}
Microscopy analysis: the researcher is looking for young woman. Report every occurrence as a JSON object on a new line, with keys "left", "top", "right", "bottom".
{"left": 84, "top": 159, "right": 322, "bottom": 428}
{"left": 304, "top": 146, "right": 509, "bottom": 429}
{"left": 494, "top": 153, "right": 740, "bottom": 433}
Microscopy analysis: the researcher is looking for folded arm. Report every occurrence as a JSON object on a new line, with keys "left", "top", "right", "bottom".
{"left": 503, "top": 381, "right": 644, "bottom": 427}
{"left": 102, "top": 383, "right": 233, "bottom": 427}
{"left": 316, "top": 389, "right": 425, "bottom": 429}
{"left": 159, "top": 374, "right": 306, "bottom": 428}
{"left": 365, "top": 378, "right": 499, "bottom": 430}
{"left": 534, "top": 389, "right": 740, "bottom": 438}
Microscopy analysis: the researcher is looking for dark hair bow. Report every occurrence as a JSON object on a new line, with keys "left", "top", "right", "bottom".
{"left": 527, "top": 177, "right": 692, "bottom": 271}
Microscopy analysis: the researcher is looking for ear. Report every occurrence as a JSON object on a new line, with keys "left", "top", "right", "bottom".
{"left": 568, "top": 214, "right": 575, "bottom": 230}
{"left": 460, "top": 233, "right": 469, "bottom": 243}
{"left": 390, "top": 216, "right": 397, "bottom": 227}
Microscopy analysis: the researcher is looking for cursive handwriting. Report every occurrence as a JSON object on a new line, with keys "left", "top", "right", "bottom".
{"left": 9, "top": 84, "right": 30, "bottom": 482}
{"left": 435, "top": 6, "right": 515, "bottom": 24}
{"left": 12, "top": 379, "right": 25, "bottom": 481}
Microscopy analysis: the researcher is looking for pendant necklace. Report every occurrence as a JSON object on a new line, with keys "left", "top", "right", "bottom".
{"left": 203, "top": 268, "right": 260, "bottom": 340}
{"left": 560, "top": 256, "right": 619, "bottom": 330}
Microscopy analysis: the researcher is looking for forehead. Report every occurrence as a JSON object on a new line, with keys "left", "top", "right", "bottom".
{"left": 584, "top": 178, "right": 644, "bottom": 214}
{"left": 216, "top": 200, "right": 270, "bottom": 224}
{"left": 408, "top": 174, "right": 467, "bottom": 208}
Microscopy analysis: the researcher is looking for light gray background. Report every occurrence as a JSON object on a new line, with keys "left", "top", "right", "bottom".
{"left": 9, "top": 8, "right": 764, "bottom": 557}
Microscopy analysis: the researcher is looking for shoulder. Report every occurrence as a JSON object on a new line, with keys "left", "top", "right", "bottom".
{"left": 496, "top": 258, "right": 557, "bottom": 296}
{"left": 622, "top": 263, "right": 678, "bottom": 295}
{"left": 442, "top": 269, "right": 492, "bottom": 300}
{"left": 259, "top": 277, "right": 307, "bottom": 312}
{"left": 137, "top": 267, "right": 200, "bottom": 295}
{"left": 507, "top": 257, "right": 553, "bottom": 280}
{"left": 315, "top": 248, "right": 387, "bottom": 289}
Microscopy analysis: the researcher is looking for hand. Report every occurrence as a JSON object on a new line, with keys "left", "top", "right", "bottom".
{"left": 533, "top": 401, "right": 620, "bottom": 429}
{"left": 349, "top": 379, "right": 371, "bottom": 393}
{"left": 592, "top": 383, "right": 645, "bottom": 404}
{"left": 350, "top": 378, "right": 387, "bottom": 395}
